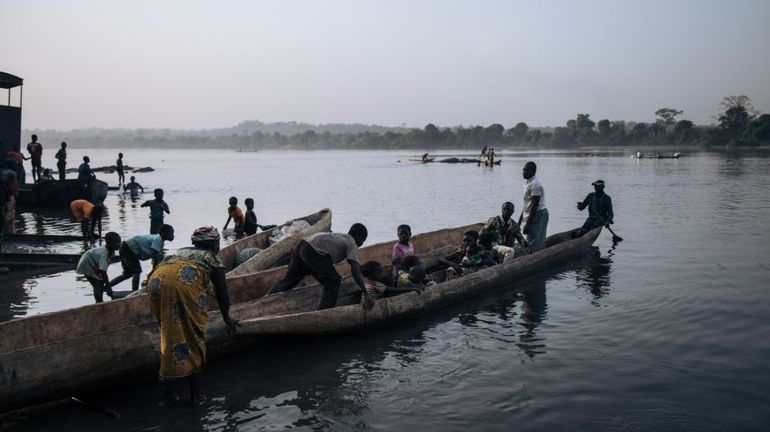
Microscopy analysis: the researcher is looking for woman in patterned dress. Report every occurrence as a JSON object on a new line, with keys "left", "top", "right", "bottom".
{"left": 148, "top": 226, "right": 239, "bottom": 406}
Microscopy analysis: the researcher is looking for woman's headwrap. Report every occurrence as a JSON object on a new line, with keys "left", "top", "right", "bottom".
{"left": 191, "top": 226, "right": 220, "bottom": 243}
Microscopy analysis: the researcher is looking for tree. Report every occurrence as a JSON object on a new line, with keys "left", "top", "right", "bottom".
{"left": 575, "top": 114, "right": 595, "bottom": 130}
{"left": 512, "top": 122, "right": 529, "bottom": 141}
{"left": 597, "top": 119, "right": 611, "bottom": 137}
{"left": 655, "top": 108, "right": 683, "bottom": 126}
{"left": 717, "top": 95, "right": 758, "bottom": 141}
{"left": 484, "top": 124, "right": 505, "bottom": 144}
{"left": 672, "top": 120, "right": 694, "bottom": 143}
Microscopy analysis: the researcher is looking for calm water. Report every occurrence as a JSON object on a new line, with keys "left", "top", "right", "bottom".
{"left": 2, "top": 149, "right": 770, "bottom": 431}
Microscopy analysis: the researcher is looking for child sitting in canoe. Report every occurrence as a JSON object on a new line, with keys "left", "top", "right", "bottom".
{"left": 392, "top": 224, "right": 414, "bottom": 277}
{"left": 404, "top": 265, "right": 437, "bottom": 289}
{"left": 244, "top": 198, "right": 258, "bottom": 236}
{"left": 360, "top": 260, "right": 423, "bottom": 304}
{"left": 441, "top": 230, "right": 496, "bottom": 279}
{"left": 478, "top": 232, "right": 505, "bottom": 264}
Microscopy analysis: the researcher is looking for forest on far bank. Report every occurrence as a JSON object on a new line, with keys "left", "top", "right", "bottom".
{"left": 25, "top": 95, "right": 769, "bottom": 151}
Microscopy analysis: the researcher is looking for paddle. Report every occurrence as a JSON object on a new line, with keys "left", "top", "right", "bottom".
{"left": 258, "top": 224, "right": 277, "bottom": 231}
{"left": 596, "top": 215, "right": 623, "bottom": 242}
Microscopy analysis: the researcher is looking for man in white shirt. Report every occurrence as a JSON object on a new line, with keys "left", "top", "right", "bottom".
{"left": 518, "top": 161, "right": 549, "bottom": 252}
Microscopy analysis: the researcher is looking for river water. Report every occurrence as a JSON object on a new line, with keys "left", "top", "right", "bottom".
{"left": 2, "top": 149, "right": 769, "bottom": 431}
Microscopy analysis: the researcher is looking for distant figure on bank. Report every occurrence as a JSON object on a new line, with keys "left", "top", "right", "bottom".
{"left": 76, "top": 232, "right": 121, "bottom": 303}
{"left": 223, "top": 196, "right": 245, "bottom": 237}
{"left": 519, "top": 161, "right": 548, "bottom": 252}
{"left": 244, "top": 198, "right": 258, "bottom": 236}
{"left": 26, "top": 134, "right": 43, "bottom": 183}
{"left": 269, "top": 223, "right": 374, "bottom": 310}
{"left": 116, "top": 152, "right": 125, "bottom": 185}
{"left": 124, "top": 175, "right": 144, "bottom": 198}
{"left": 141, "top": 188, "right": 170, "bottom": 234}
{"left": 147, "top": 226, "right": 238, "bottom": 407}
{"left": 70, "top": 199, "right": 104, "bottom": 241}
{"left": 110, "top": 224, "right": 175, "bottom": 292}
{"left": 55, "top": 142, "right": 67, "bottom": 181}
{"left": 78, "top": 156, "right": 95, "bottom": 185}
{"left": 576, "top": 179, "right": 614, "bottom": 236}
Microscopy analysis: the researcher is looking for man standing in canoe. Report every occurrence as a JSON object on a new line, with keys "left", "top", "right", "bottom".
{"left": 26, "top": 134, "right": 43, "bottom": 183}
{"left": 268, "top": 223, "right": 374, "bottom": 310}
{"left": 576, "top": 179, "right": 614, "bottom": 236}
{"left": 519, "top": 161, "right": 549, "bottom": 252}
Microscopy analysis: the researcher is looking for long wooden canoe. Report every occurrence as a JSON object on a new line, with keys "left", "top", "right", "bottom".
{"left": 220, "top": 208, "right": 332, "bottom": 276}
{"left": 17, "top": 179, "right": 109, "bottom": 206}
{"left": 0, "top": 221, "right": 477, "bottom": 413}
{"left": 2, "top": 233, "right": 85, "bottom": 243}
{"left": 0, "top": 252, "right": 81, "bottom": 267}
{"left": 237, "top": 227, "right": 601, "bottom": 335}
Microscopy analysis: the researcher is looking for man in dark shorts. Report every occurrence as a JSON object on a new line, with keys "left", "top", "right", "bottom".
{"left": 269, "top": 223, "right": 373, "bottom": 310}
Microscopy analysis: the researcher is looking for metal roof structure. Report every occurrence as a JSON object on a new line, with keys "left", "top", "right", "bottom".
{"left": 0, "top": 72, "right": 24, "bottom": 90}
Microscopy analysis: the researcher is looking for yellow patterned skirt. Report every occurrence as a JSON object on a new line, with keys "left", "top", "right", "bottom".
{"left": 147, "top": 256, "right": 214, "bottom": 381}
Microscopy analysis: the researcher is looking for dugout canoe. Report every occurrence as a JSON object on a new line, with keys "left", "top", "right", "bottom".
{"left": 237, "top": 227, "right": 601, "bottom": 335}
{"left": 0, "top": 252, "right": 81, "bottom": 268}
{"left": 408, "top": 157, "right": 435, "bottom": 163}
{"left": 17, "top": 179, "right": 109, "bottom": 207}
{"left": 220, "top": 208, "right": 332, "bottom": 276}
{"left": 0, "top": 221, "right": 477, "bottom": 413}
{"left": 2, "top": 233, "right": 85, "bottom": 243}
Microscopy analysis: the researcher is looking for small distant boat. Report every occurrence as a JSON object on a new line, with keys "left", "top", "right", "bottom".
{"left": 635, "top": 152, "right": 681, "bottom": 159}
{"left": 408, "top": 157, "right": 435, "bottom": 163}
{"left": 17, "top": 179, "right": 109, "bottom": 206}
{"left": 478, "top": 159, "right": 502, "bottom": 166}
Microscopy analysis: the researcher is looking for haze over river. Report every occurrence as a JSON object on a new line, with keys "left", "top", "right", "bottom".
{"left": 2, "top": 149, "right": 769, "bottom": 431}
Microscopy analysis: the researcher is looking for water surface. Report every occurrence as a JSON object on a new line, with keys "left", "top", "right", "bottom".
{"left": 2, "top": 149, "right": 769, "bottom": 431}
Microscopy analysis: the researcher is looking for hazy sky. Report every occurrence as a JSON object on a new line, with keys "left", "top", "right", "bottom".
{"left": 2, "top": 0, "right": 769, "bottom": 130}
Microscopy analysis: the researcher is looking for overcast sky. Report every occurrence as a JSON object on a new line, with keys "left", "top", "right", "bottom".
{"left": 2, "top": 0, "right": 769, "bottom": 130}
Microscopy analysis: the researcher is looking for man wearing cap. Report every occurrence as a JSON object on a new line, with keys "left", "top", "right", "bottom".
{"left": 576, "top": 179, "right": 614, "bottom": 236}
{"left": 519, "top": 161, "right": 549, "bottom": 252}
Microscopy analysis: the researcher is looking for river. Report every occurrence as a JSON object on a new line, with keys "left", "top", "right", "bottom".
{"left": 2, "top": 149, "right": 769, "bottom": 431}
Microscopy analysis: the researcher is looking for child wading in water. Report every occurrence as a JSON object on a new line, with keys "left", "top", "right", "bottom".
{"left": 223, "top": 196, "right": 245, "bottom": 238}
{"left": 141, "top": 188, "right": 170, "bottom": 234}
{"left": 75, "top": 232, "right": 122, "bottom": 303}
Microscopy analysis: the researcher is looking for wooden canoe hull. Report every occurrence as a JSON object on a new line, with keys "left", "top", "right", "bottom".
{"left": 17, "top": 179, "right": 109, "bottom": 206}
{"left": 0, "top": 252, "right": 81, "bottom": 267}
{"left": 238, "top": 227, "right": 601, "bottom": 335}
{"left": 224, "top": 209, "right": 332, "bottom": 277}
{"left": 219, "top": 208, "right": 331, "bottom": 275}
{"left": 2, "top": 233, "right": 85, "bottom": 243}
{"left": 0, "top": 222, "right": 477, "bottom": 413}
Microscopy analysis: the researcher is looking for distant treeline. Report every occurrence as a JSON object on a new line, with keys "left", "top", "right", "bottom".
{"left": 25, "top": 95, "right": 769, "bottom": 150}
